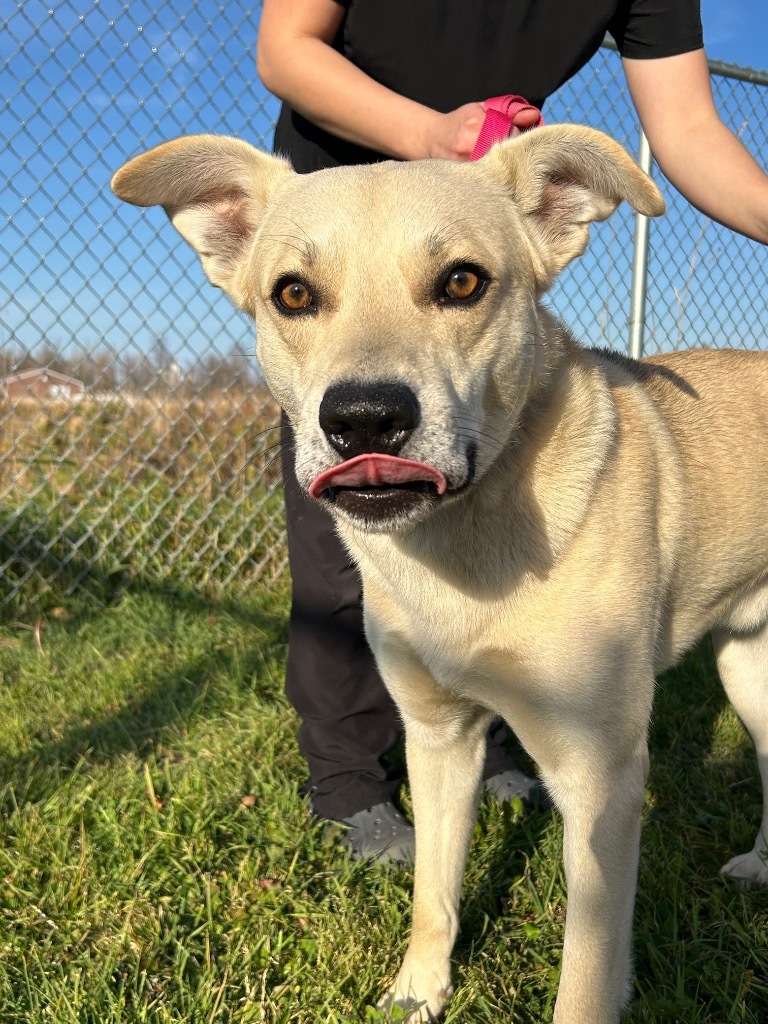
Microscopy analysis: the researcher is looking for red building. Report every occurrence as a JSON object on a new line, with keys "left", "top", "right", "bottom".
{"left": 1, "top": 368, "right": 85, "bottom": 402}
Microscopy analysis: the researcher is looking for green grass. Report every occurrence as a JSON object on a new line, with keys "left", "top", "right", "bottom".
{"left": 0, "top": 576, "right": 766, "bottom": 1021}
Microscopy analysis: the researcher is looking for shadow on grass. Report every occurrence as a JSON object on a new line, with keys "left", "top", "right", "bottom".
{"left": 0, "top": 492, "right": 285, "bottom": 624}
{"left": 0, "top": 501, "right": 129, "bottom": 619}
{"left": 0, "top": 583, "right": 290, "bottom": 800}
{"left": 0, "top": 502, "right": 291, "bottom": 810}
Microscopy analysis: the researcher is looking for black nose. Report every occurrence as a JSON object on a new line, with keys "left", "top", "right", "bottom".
{"left": 318, "top": 380, "right": 420, "bottom": 458}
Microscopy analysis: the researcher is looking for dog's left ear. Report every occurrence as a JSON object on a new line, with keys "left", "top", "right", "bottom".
{"left": 483, "top": 124, "right": 665, "bottom": 288}
{"left": 112, "top": 135, "right": 291, "bottom": 306}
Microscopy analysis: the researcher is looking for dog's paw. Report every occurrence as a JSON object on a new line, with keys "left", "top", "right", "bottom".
{"left": 720, "top": 848, "right": 768, "bottom": 890}
{"left": 376, "top": 963, "right": 452, "bottom": 1022}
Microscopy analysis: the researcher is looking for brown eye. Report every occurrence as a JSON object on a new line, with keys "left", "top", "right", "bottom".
{"left": 273, "top": 277, "right": 315, "bottom": 314}
{"left": 446, "top": 268, "right": 480, "bottom": 299}
{"left": 439, "top": 264, "right": 489, "bottom": 305}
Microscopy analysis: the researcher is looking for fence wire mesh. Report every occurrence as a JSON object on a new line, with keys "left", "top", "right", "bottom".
{"left": 1, "top": 1, "right": 767, "bottom": 610}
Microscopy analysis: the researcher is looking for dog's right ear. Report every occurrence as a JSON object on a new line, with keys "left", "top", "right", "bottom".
{"left": 111, "top": 135, "right": 291, "bottom": 305}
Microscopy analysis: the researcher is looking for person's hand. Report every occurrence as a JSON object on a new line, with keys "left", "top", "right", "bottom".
{"left": 421, "top": 102, "right": 542, "bottom": 161}
{"left": 422, "top": 102, "right": 486, "bottom": 159}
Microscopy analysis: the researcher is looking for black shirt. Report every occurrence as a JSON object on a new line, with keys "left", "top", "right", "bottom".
{"left": 272, "top": 0, "right": 703, "bottom": 172}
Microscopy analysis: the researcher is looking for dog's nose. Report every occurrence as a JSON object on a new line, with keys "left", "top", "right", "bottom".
{"left": 319, "top": 381, "right": 420, "bottom": 458}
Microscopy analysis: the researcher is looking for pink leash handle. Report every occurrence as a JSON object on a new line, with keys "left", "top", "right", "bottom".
{"left": 469, "top": 94, "right": 544, "bottom": 161}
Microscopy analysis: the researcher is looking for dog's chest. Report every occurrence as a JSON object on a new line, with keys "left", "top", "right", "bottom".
{"left": 359, "top": 547, "right": 534, "bottom": 694}
{"left": 401, "top": 590, "right": 488, "bottom": 683}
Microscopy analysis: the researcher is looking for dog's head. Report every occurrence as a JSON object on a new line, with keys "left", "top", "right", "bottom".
{"left": 112, "top": 126, "right": 663, "bottom": 532}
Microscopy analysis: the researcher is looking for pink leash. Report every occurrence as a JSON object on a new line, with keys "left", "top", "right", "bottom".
{"left": 469, "top": 95, "right": 544, "bottom": 161}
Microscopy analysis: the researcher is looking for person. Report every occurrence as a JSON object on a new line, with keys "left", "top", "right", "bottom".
{"left": 256, "top": 0, "right": 768, "bottom": 864}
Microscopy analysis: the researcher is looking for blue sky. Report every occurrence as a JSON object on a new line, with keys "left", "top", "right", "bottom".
{"left": 0, "top": 1, "right": 766, "bottom": 370}
{"left": 701, "top": 0, "right": 768, "bottom": 68}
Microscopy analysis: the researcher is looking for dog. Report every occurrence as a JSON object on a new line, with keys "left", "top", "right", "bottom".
{"left": 112, "top": 125, "right": 768, "bottom": 1023}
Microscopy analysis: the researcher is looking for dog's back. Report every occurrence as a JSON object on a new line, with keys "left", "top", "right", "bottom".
{"left": 594, "top": 347, "right": 768, "bottom": 666}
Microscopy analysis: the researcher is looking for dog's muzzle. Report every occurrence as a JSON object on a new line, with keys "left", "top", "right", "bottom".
{"left": 311, "top": 380, "right": 447, "bottom": 525}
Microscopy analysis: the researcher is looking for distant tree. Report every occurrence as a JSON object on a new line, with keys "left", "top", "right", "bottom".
{"left": 0, "top": 342, "right": 77, "bottom": 378}
{"left": 34, "top": 343, "right": 72, "bottom": 376}
{"left": 188, "top": 342, "right": 259, "bottom": 395}
{"left": 120, "top": 351, "right": 157, "bottom": 392}
{"left": 227, "top": 340, "right": 259, "bottom": 389}
{"left": 0, "top": 346, "right": 27, "bottom": 377}
{"left": 73, "top": 348, "right": 120, "bottom": 391}
{"left": 150, "top": 334, "right": 174, "bottom": 375}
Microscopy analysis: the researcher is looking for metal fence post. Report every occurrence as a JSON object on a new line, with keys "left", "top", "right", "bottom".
{"left": 628, "top": 129, "right": 653, "bottom": 360}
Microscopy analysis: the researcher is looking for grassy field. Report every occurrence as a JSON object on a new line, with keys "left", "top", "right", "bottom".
{"left": 1, "top": 439, "right": 767, "bottom": 1020}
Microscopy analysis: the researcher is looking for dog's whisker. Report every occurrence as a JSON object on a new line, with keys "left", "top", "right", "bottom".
{"left": 448, "top": 419, "right": 508, "bottom": 451}
{"left": 251, "top": 439, "right": 286, "bottom": 461}
{"left": 259, "top": 448, "right": 288, "bottom": 477}
{"left": 246, "top": 423, "right": 282, "bottom": 445}
{"left": 246, "top": 429, "right": 283, "bottom": 450}
{"left": 261, "top": 235, "right": 316, "bottom": 259}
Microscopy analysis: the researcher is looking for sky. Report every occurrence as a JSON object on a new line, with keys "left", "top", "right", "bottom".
{"left": 700, "top": 0, "right": 768, "bottom": 69}
{"left": 0, "top": 0, "right": 766, "bottom": 373}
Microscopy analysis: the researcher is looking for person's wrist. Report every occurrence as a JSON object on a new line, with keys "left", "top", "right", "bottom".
{"left": 401, "top": 105, "right": 443, "bottom": 161}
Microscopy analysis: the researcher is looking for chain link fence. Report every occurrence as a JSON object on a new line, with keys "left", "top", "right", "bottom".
{"left": 2, "top": 1, "right": 767, "bottom": 611}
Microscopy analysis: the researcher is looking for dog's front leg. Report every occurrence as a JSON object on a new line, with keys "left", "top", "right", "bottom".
{"left": 373, "top": 642, "right": 492, "bottom": 1022}
{"left": 549, "top": 739, "right": 649, "bottom": 1024}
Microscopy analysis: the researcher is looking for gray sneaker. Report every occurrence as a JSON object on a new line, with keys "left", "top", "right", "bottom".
{"left": 484, "top": 769, "right": 552, "bottom": 811}
{"left": 336, "top": 801, "right": 415, "bottom": 865}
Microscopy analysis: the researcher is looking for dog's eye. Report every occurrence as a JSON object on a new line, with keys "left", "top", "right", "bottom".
{"left": 446, "top": 269, "right": 480, "bottom": 299}
{"left": 439, "top": 264, "right": 489, "bottom": 305}
{"left": 273, "top": 277, "right": 315, "bottom": 314}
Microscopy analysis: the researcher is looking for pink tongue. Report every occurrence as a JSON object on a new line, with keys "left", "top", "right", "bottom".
{"left": 309, "top": 453, "right": 447, "bottom": 498}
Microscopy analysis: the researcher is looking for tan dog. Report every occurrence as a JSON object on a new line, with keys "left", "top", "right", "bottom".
{"left": 113, "top": 126, "right": 768, "bottom": 1023}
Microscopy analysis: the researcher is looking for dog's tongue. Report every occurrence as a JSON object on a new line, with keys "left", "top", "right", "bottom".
{"left": 309, "top": 453, "right": 447, "bottom": 498}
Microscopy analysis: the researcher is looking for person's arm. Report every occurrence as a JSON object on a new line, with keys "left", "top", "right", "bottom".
{"left": 256, "top": 0, "right": 535, "bottom": 161}
{"left": 624, "top": 49, "right": 768, "bottom": 243}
